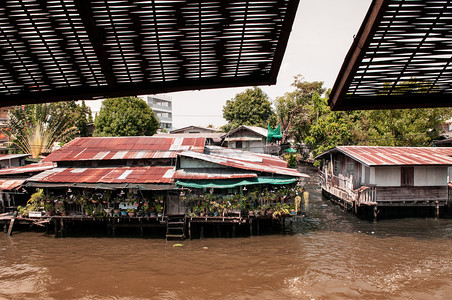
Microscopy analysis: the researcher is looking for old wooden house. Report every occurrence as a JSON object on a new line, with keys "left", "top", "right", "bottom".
{"left": 316, "top": 146, "right": 452, "bottom": 219}
{"left": 4, "top": 136, "right": 307, "bottom": 239}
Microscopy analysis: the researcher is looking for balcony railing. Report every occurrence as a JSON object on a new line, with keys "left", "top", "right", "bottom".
{"left": 319, "top": 167, "right": 376, "bottom": 205}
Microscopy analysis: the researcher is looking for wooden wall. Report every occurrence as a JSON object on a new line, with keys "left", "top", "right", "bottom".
{"left": 332, "top": 152, "right": 362, "bottom": 189}
{"left": 376, "top": 186, "right": 448, "bottom": 202}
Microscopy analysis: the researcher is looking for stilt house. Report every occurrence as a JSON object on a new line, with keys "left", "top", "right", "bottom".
{"left": 316, "top": 146, "right": 452, "bottom": 218}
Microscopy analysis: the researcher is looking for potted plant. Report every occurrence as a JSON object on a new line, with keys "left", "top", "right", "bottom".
{"left": 149, "top": 204, "right": 156, "bottom": 217}
{"left": 141, "top": 202, "right": 150, "bottom": 217}
{"left": 127, "top": 208, "right": 136, "bottom": 217}
{"left": 44, "top": 202, "right": 54, "bottom": 216}
{"left": 155, "top": 203, "right": 163, "bottom": 217}
{"left": 104, "top": 207, "right": 113, "bottom": 217}
{"left": 113, "top": 208, "right": 121, "bottom": 217}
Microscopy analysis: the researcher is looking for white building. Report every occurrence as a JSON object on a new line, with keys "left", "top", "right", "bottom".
{"left": 139, "top": 95, "right": 173, "bottom": 132}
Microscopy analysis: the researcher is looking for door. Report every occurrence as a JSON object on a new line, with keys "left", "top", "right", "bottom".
{"left": 167, "top": 193, "right": 186, "bottom": 215}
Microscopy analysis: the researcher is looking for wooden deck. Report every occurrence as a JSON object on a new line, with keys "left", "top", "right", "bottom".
{"left": 1, "top": 213, "right": 296, "bottom": 239}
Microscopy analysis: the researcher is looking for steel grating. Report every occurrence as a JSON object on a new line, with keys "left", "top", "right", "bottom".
{"left": 329, "top": 0, "right": 452, "bottom": 110}
{"left": 0, "top": 0, "right": 299, "bottom": 106}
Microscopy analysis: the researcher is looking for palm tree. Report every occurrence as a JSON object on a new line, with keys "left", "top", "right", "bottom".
{"left": 5, "top": 103, "right": 77, "bottom": 158}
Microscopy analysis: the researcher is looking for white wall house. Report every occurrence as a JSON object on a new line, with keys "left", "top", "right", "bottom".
{"left": 316, "top": 146, "right": 452, "bottom": 218}
{"left": 222, "top": 125, "right": 268, "bottom": 154}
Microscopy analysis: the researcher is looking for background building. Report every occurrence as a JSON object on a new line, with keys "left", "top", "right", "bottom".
{"left": 139, "top": 95, "right": 173, "bottom": 132}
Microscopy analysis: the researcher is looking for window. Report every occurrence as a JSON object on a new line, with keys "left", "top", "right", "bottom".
{"left": 346, "top": 162, "right": 355, "bottom": 176}
{"left": 236, "top": 141, "right": 242, "bottom": 148}
{"left": 333, "top": 160, "right": 340, "bottom": 175}
{"left": 401, "top": 167, "right": 414, "bottom": 186}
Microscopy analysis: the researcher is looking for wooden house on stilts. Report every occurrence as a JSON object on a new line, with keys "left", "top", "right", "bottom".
{"left": 2, "top": 136, "right": 308, "bottom": 239}
{"left": 316, "top": 146, "right": 452, "bottom": 219}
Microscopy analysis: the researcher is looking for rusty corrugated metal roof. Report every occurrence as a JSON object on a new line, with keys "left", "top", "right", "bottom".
{"left": 223, "top": 126, "right": 268, "bottom": 138}
{"left": 156, "top": 133, "right": 224, "bottom": 144}
{"left": 317, "top": 146, "right": 452, "bottom": 166}
{"left": 174, "top": 169, "right": 258, "bottom": 180}
{"left": 43, "top": 136, "right": 206, "bottom": 162}
{"left": 28, "top": 166, "right": 175, "bottom": 184}
{"left": 179, "top": 151, "right": 308, "bottom": 178}
{"left": 0, "top": 162, "right": 55, "bottom": 176}
{"left": 206, "top": 146, "right": 288, "bottom": 168}
{"left": 0, "top": 178, "right": 25, "bottom": 190}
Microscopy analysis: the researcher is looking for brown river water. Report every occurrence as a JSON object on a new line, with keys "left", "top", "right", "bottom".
{"left": 1, "top": 167, "right": 451, "bottom": 299}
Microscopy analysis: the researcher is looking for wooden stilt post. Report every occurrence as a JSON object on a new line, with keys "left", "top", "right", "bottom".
{"left": 257, "top": 219, "right": 260, "bottom": 236}
{"left": 60, "top": 219, "right": 64, "bottom": 238}
{"left": 249, "top": 219, "right": 253, "bottom": 236}
{"left": 435, "top": 202, "right": 440, "bottom": 218}
{"left": 200, "top": 225, "right": 204, "bottom": 239}
{"left": 54, "top": 219, "right": 58, "bottom": 238}
{"left": 6, "top": 218, "right": 15, "bottom": 237}
{"left": 188, "top": 221, "right": 192, "bottom": 240}
{"left": 232, "top": 224, "right": 236, "bottom": 238}
{"left": 373, "top": 206, "right": 378, "bottom": 222}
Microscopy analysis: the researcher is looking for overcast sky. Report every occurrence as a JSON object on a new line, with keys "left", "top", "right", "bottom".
{"left": 87, "top": 0, "right": 372, "bottom": 130}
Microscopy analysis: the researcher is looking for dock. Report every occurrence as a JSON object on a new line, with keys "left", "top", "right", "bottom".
{"left": 0, "top": 213, "right": 297, "bottom": 239}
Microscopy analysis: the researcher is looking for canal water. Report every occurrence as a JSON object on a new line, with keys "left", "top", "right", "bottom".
{"left": 1, "top": 166, "right": 451, "bottom": 299}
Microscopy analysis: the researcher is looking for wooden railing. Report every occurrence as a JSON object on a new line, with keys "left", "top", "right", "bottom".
{"left": 354, "top": 186, "right": 377, "bottom": 205}
{"left": 319, "top": 167, "right": 376, "bottom": 205}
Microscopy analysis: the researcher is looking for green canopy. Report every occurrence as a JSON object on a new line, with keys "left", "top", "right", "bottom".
{"left": 285, "top": 148, "right": 297, "bottom": 153}
{"left": 267, "top": 124, "right": 282, "bottom": 141}
{"left": 176, "top": 177, "right": 297, "bottom": 189}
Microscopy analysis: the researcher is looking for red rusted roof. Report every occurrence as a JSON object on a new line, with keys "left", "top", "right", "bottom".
{"left": 28, "top": 166, "right": 175, "bottom": 184}
{"left": 0, "top": 162, "right": 55, "bottom": 176}
{"left": 0, "top": 178, "right": 25, "bottom": 190}
{"left": 317, "top": 146, "right": 452, "bottom": 166}
{"left": 179, "top": 151, "right": 308, "bottom": 178}
{"left": 173, "top": 169, "right": 258, "bottom": 180}
{"left": 43, "top": 136, "right": 206, "bottom": 162}
{"left": 206, "top": 146, "right": 288, "bottom": 168}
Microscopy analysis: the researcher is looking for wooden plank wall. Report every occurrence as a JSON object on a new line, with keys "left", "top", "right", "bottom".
{"left": 376, "top": 186, "right": 448, "bottom": 202}
{"left": 334, "top": 153, "right": 362, "bottom": 189}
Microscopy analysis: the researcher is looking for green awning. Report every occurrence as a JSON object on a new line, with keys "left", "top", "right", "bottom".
{"left": 267, "top": 124, "right": 282, "bottom": 141}
{"left": 285, "top": 148, "right": 297, "bottom": 153}
{"left": 176, "top": 177, "right": 297, "bottom": 189}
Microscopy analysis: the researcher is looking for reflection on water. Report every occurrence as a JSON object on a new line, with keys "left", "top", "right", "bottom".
{"left": 1, "top": 166, "right": 451, "bottom": 299}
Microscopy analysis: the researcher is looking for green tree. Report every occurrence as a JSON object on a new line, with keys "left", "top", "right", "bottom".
{"left": 5, "top": 103, "right": 78, "bottom": 158}
{"left": 74, "top": 101, "right": 93, "bottom": 137}
{"left": 363, "top": 108, "right": 450, "bottom": 146}
{"left": 275, "top": 75, "right": 452, "bottom": 158}
{"left": 222, "top": 87, "right": 275, "bottom": 131}
{"left": 94, "top": 96, "right": 160, "bottom": 136}
{"left": 274, "top": 75, "right": 327, "bottom": 144}
{"left": 303, "top": 98, "right": 452, "bottom": 157}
